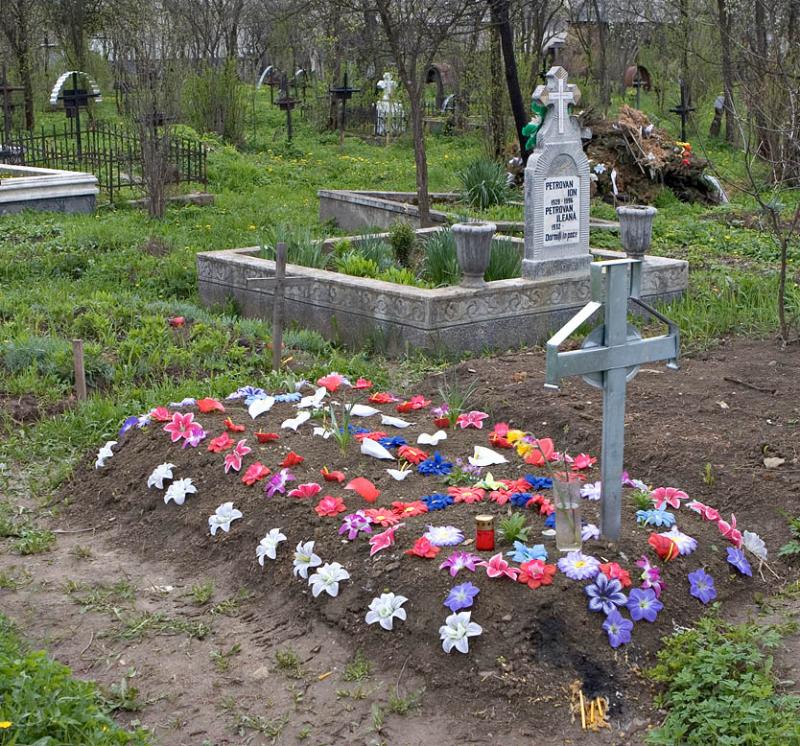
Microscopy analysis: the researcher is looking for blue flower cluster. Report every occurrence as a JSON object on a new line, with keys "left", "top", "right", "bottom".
{"left": 275, "top": 391, "right": 302, "bottom": 403}
{"left": 509, "top": 492, "right": 533, "bottom": 508}
{"left": 635, "top": 508, "right": 676, "bottom": 528}
{"left": 378, "top": 436, "right": 407, "bottom": 449}
{"left": 525, "top": 475, "right": 553, "bottom": 491}
{"left": 421, "top": 493, "right": 454, "bottom": 511}
{"left": 544, "top": 513, "right": 556, "bottom": 529}
{"left": 418, "top": 451, "right": 453, "bottom": 476}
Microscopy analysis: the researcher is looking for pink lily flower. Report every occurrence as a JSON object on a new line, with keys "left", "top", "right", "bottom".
{"left": 224, "top": 439, "right": 251, "bottom": 473}
{"left": 718, "top": 513, "right": 743, "bottom": 547}
{"left": 571, "top": 453, "right": 597, "bottom": 470}
{"left": 163, "top": 412, "right": 198, "bottom": 443}
{"left": 288, "top": 483, "right": 322, "bottom": 499}
{"left": 687, "top": 500, "right": 721, "bottom": 522}
{"left": 479, "top": 553, "right": 520, "bottom": 581}
{"left": 650, "top": 486, "right": 689, "bottom": 510}
{"left": 369, "top": 523, "right": 404, "bottom": 556}
{"left": 456, "top": 410, "right": 490, "bottom": 429}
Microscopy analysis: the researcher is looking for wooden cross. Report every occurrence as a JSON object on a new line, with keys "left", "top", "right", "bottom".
{"left": 0, "top": 65, "right": 24, "bottom": 143}
{"left": 544, "top": 259, "right": 680, "bottom": 541}
{"left": 534, "top": 66, "right": 581, "bottom": 136}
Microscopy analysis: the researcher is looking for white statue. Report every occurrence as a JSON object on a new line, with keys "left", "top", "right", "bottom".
{"left": 375, "top": 72, "right": 405, "bottom": 136}
{"left": 377, "top": 72, "right": 397, "bottom": 102}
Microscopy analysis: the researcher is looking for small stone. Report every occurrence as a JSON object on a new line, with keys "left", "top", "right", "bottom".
{"left": 764, "top": 457, "right": 785, "bottom": 469}
{"left": 501, "top": 614, "right": 512, "bottom": 622}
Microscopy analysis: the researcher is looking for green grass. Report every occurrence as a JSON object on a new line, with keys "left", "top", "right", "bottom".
{"left": 0, "top": 613, "right": 151, "bottom": 744}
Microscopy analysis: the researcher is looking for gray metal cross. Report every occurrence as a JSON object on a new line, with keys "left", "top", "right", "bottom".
{"left": 534, "top": 66, "right": 580, "bottom": 136}
{"left": 544, "top": 259, "right": 680, "bottom": 541}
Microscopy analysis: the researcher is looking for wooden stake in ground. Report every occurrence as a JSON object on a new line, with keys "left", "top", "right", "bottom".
{"left": 72, "top": 338, "right": 87, "bottom": 400}
{"left": 271, "top": 241, "right": 287, "bottom": 371}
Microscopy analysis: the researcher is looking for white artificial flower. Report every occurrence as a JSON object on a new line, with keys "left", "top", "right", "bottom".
{"left": 308, "top": 562, "right": 350, "bottom": 598}
{"left": 361, "top": 438, "right": 395, "bottom": 460}
{"left": 164, "top": 477, "right": 196, "bottom": 505}
{"left": 257, "top": 528, "right": 287, "bottom": 565}
{"left": 147, "top": 462, "right": 175, "bottom": 489}
{"left": 281, "top": 411, "right": 311, "bottom": 431}
{"left": 386, "top": 468, "right": 411, "bottom": 481}
{"left": 293, "top": 540, "right": 322, "bottom": 579}
{"left": 365, "top": 593, "right": 408, "bottom": 631}
{"left": 661, "top": 527, "right": 697, "bottom": 556}
{"left": 468, "top": 445, "right": 507, "bottom": 467}
{"left": 248, "top": 397, "right": 275, "bottom": 419}
{"left": 417, "top": 431, "right": 447, "bottom": 446}
{"left": 580, "top": 481, "right": 602, "bottom": 500}
{"left": 313, "top": 426, "right": 334, "bottom": 439}
{"left": 350, "top": 404, "right": 380, "bottom": 417}
{"left": 170, "top": 397, "right": 195, "bottom": 408}
{"left": 593, "top": 163, "right": 607, "bottom": 174}
{"left": 95, "top": 441, "right": 117, "bottom": 469}
{"left": 743, "top": 530, "right": 768, "bottom": 561}
{"left": 381, "top": 415, "right": 412, "bottom": 428}
{"left": 439, "top": 611, "right": 482, "bottom": 654}
{"left": 424, "top": 525, "right": 464, "bottom": 547}
{"left": 298, "top": 387, "right": 327, "bottom": 409}
{"left": 208, "top": 502, "right": 243, "bottom": 535}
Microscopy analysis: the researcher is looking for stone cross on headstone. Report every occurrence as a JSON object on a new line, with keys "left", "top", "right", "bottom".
{"left": 523, "top": 66, "right": 590, "bottom": 281}
{"left": 544, "top": 258, "right": 681, "bottom": 541}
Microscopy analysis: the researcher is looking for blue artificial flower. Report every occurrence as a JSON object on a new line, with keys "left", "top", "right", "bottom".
{"left": 228, "top": 385, "right": 265, "bottom": 401}
{"left": 346, "top": 424, "right": 370, "bottom": 435}
{"left": 417, "top": 451, "right": 453, "bottom": 476}
{"left": 507, "top": 541, "right": 548, "bottom": 563}
{"left": 119, "top": 415, "right": 140, "bottom": 438}
{"left": 509, "top": 492, "right": 533, "bottom": 508}
{"left": 603, "top": 609, "right": 633, "bottom": 648}
{"left": 626, "top": 588, "right": 663, "bottom": 623}
{"left": 635, "top": 509, "right": 676, "bottom": 528}
{"left": 688, "top": 568, "right": 717, "bottom": 604}
{"left": 544, "top": 513, "right": 556, "bottom": 529}
{"left": 378, "top": 436, "right": 407, "bottom": 449}
{"left": 275, "top": 391, "right": 301, "bottom": 403}
{"left": 524, "top": 475, "right": 553, "bottom": 491}
{"left": 422, "top": 493, "right": 454, "bottom": 511}
{"left": 444, "top": 582, "right": 480, "bottom": 613}
{"left": 585, "top": 572, "right": 628, "bottom": 615}
{"left": 726, "top": 547, "right": 752, "bottom": 577}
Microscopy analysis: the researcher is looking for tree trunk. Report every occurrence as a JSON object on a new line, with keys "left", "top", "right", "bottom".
{"left": 21, "top": 57, "right": 34, "bottom": 130}
{"left": 716, "top": 0, "right": 738, "bottom": 145}
{"left": 488, "top": 21, "right": 505, "bottom": 159}
{"left": 408, "top": 95, "right": 431, "bottom": 227}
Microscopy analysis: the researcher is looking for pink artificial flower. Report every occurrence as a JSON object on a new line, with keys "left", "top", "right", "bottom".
{"left": 448, "top": 486, "right": 485, "bottom": 504}
{"left": 571, "top": 453, "right": 597, "bottom": 471}
{"left": 396, "top": 395, "right": 430, "bottom": 413}
{"left": 355, "top": 377, "right": 373, "bottom": 390}
{"left": 288, "top": 483, "right": 322, "bottom": 499}
{"left": 369, "top": 392, "right": 399, "bottom": 404}
{"left": 456, "top": 410, "right": 490, "bottom": 429}
{"left": 164, "top": 412, "right": 199, "bottom": 443}
{"left": 404, "top": 536, "right": 440, "bottom": 559}
{"left": 224, "top": 439, "right": 251, "bottom": 473}
{"left": 149, "top": 406, "right": 172, "bottom": 422}
{"left": 242, "top": 462, "right": 270, "bottom": 486}
{"left": 315, "top": 496, "right": 347, "bottom": 517}
{"left": 317, "top": 372, "right": 345, "bottom": 393}
{"left": 687, "top": 500, "right": 721, "bottom": 522}
{"left": 369, "top": 523, "right": 404, "bottom": 556}
{"left": 650, "top": 487, "right": 689, "bottom": 510}
{"left": 208, "top": 432, "right": 235, "bottom": 453}
{"left": 488, "top": 489, "right": 511, "bottom": 506}
{"left": 479, "top": 553, "right": 520, "bottom": 581}
{"left": 197, "top": 397, "right": 225, "bottom": 413}
{"left": 363, "top": 508, "right": 400, "bottom": 527}
{"left": 718, "top": 513, "right": 743, "bottom": 547}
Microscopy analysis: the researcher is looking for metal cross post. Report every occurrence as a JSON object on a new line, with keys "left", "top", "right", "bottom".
{"left": 328, "top": 71, "right": 360, "bottom": 147}
{"left": 276, "top": 74, "right": 298, "bottom": 143}
{"left": 52, "top": 71, "right": 103, "bottom": 159}
{"left": 544, "top": 259, "right": 681, "bottom": 541}
{"left": 534, "top": 66, "right": 580, "bottom": 136}
{"left": 632, "top": 72, "right": 645, "bottom": 109}
{"left": 669, "top": 78, "right": 695, "bottom": 142}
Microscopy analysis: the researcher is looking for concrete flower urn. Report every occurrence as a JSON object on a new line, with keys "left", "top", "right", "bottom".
{"left": 616, "top": 205, "right": 657, "bottom": 259}
{"left": 452, "top": 221, "right": 497, "bottom": 288}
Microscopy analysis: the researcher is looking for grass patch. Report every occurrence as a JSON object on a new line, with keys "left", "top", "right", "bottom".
{"left": 343, "top": 649, "right": 372, "bottom": 682}
{"left": 275, "top": 647, "right": 304, "bottom": 679}
{"left": 388, "top": 688, "right": 424, "bottom": 715}
{"left": 188, "top": 580, "right": 215, "bottom": 605}
{"left": 210, "top": 643, "right": 242, "bottom": 672}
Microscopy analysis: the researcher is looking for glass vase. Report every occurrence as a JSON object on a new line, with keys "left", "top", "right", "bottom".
{"left": 553, "top": 477, "right": 582, "bottom": 552}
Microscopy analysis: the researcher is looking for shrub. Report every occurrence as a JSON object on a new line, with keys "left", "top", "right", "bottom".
{"left": 335, "top": 253, "right": 380, "bottom": 278}
{"left": 458, "top": 159, "right": 510, "bottom": 210}
{"left": 262, "top": 228, "right": 330, "bottom": 270}
{"left": 389, "top": 221, "right": 416, "bottom": 267}
{"left": 355, "top": 235, "right": 394, "bottom": 271}
{"left": 183, "top": 60, "right": 246, "bottom": 145}
{"left": 485, "top": 239, "right": 522, "bottom": 281}
{"left": 378, "top": 266, "right": 420, "bottom": 286}
{"left": 421, "top": 230, "right": 460, "bottom": 287}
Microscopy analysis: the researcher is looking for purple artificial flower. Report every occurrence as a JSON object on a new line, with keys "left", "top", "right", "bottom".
{"left": 119, "top": 415, "right": 140, "bottom": 438}
{"left": 636, "top": 555, "right": 665, "bottom": 598}
{"left": 439, "top": 551, "right": 481, "bottom": 577}
{"left": 265, "top": 468, "right": 294, "bottom": 497}
{"left": 726, "top": 547, "right": 753, "bottom": 577}
{"left": 558, "top": 550, "right": 601, "bottom": 581}
{"left": 687, "top": 568, "right": 717, "bottom": 604}
{"left": 585, "top": 572, "right": 628, "bottom": 615}
{"left": 603, "top": 609, "right": 633, "bottom": 648}
{"left": 622, "top": 471, "right": 649, "bottom": 491}
{"left": 581, "top": 523, "right": 601, "bottom": 541}
{"left": 626, "top": 587, "right": 663, "bottom": 623}
{"left": 444, "top": 582, "right": 480, "bottom": 613}
{"left": 431, "top": 403, "right": 449, "bottom": 418}
{"left": 181, "top": 426, "right": 206, "bottom": 448}
{"left": 339, "top": 511, "right": 373, "bottom": 541}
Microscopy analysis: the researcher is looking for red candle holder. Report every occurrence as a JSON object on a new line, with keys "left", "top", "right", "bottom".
{"left": 475, "top": 514, "right": 495, "bottom": 551}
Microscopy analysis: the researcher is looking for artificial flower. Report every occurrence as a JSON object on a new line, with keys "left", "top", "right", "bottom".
{"left": 381, "top": 415, "right": 412, "bottom": 429}
{"left": 309, "top": 562, "right": 350, "bottom": 597}
{"left": 585, "top": 572, "right": 628, "bottom": 615}
{"left": 293, "top": 541, "right": 322, "bottom": 579}
{"left": 558, "top": 551, "right": 601, "bottom": 581}
{"left": 361, "top": 438, "right": 396, "bottom": 460}
{"left": 743, "top": 530, "right": 768, "bottom": 561}
{"left": 147, "top": 462, "right": 175, "bottom": 489}
{"left": 448, "top": 486, "right": 485, "bottom": 504}
{"left": 405, "top": 537, "right": 440, "bottom": 559}
{"left": 474, "top": 472, "right": 503, "bottom": 491}
{"left": 265, "top": 468, "right": 294, "bottom": 497}
{"left": 626, "top": 587, "right": 663, "bottom": 622}
{"left": 457, "top": 410, "right": 489, "bottom": 429}
{"left": 580, "top": 481, "right": 602, "bottom": 501}
{"left": 508, "top": 492, "right": 532, "bottom": 508}
{"left": 119, "top": 415, "right": 141, "bottom": 438}
{"left": 718, "top": 514, "right": 743, "bottom": 548}
{"left": 598, "top": 562, "right": 632, "bottom": 588}
{"left": 417, "top": 431, "right": 447, "bottom": 446}
{"left": 317, "top": 372, "right": 347, "bottom": 393}
{"left": 421, "top": 493, "right": 454, "bottom": 511}
{"left": 571, "top": 453, "right": 597, "bottom": 471}
{"left": 354, "top": 430, "right": 387, "bottom": 443}
{"left": 321, "top": 467, "right": 345, "bottom": 483}
{"left": 163, "top": 412, "right": 203, "bottom": 444}
{"left": 280, "top": 451, "right": 305, "bottom": 468}
{"left": 622, "top": 472, "right": 649, "bottom": 491}
{"left": 687, "top": 500, "right": 721, "bottom": 522}
{"left": 281, "top": 411, "right": 311, "bottom": 431}
{"left": 256, "top": 528, "right": 287, "bottom": 565}
{"left": 242, "top": 462, "right": 270, "bottom": 486}
{"left": 525, "top": 475, "right": 553, "bottom": 491}
{"left": 488, "top": 422, "right": 513, "bottom": 449}
{"left": 248, "top": 397, "right": 275, "bottom": 419}
{"left": 183, "top": 426, "right": 206, "bottom": 449}
{"left": 659, "top": 527, "right": 697, "bottom": 556}
{"left": 164, "top": 477, "right": 196, "bottom": 506}
{"left": 365, "top": 593, "right": 407, "bottom": 630}
{"left": 351, "top": 405, "right": 381, "bottom": 419}
{"left": 288, "top": 482, "right": 322, "bottom": 499}
{"left": 208, "top": 502, "right": 242, "bottom": 535}
{"left": 636, "top": 508, "right": 676, "bottom": 528}
{"left": 396, "top": 395, "right": 430, "bottom": 413}
{"left": 354, "top": 377, "right": 372, "bottom": 390}
{"left": 369, "top": 391, "right": 399, "bottom": 404}
{"left": 255, "top": 431, "right": 280, "bottom": 443}
{"left": 94, "top": 440, "right": 117, "bottom": 469}
{"left": 224, "top": 439, "right": 251, "bottom": 473}
{"left": 439, "top": 551, "right": 481, "bottom": 577}
{"left": 378, "top": 436, "right": 407, "bottom": 449}
{"left": 507, "top": 541, "right": 547, "bottom": 563}
{"left": 527, "top": 494, "right": 555, "bottom": 515}
{"left": 208, "top": 432, "right": 235, "bottom": 453}
{"left": 369, "top": 523, "right": 404, "bottom": 556}
{"left": 444, "top": 582, "right": 480, "bottom": 613}
{"left": 170, "top": 397, "right": 195, "bottom": 408}
{"left": 726, "top": 547, "right": 753, "bottom": 576}
{"left": 339, "top": 511, "right": 373, "bottom": 540}
{"left": 479, "top": 553, "right": 520, "bottom": 581}
{"left": 227, "top": 385, "right": 266, "bottom": 401}
{"left": 517, "top": 559, "right": 557, "bottom": 589}
{"left": 223, "top": 417, "right": 246, "bottom": 433}
{"left": 687, "top": 568, "right": 717, "bottom": 604}
{"left": 364, "top": 508, "right": 400, "bottom": 527}
{"left": 397, "top": 445, "right": 428, "bottom": 464}
{"left": 386, "top": 467, "right": 412, "bottom": 481}
{"left": 439, "top": 611, "right": 482, "bottom": 654}
{"left": 603, "top": 609, "right": 633, "bottom": 648}
{"left": 636, "top": 555, "right": 665, "bottom": 597}
{"left": 276, "top": 391, "right": 302, "bottom": 404}
{"left": 648, "top": 533, "right": 680, "bottom": 561}
{"left": 391, "top": 500, "right": 428, "bottom": 518}
{"left": 650, "top": 486, "right": 689, "bottom": 510}
{"left": 522, "top": 437, "right": 555, "bottom": 466}
{"left": 488, "top": 488, "right": 511, "bottom": 506}
{"left": 344, "top": 477, "right": 380, "bottom": 503}
{"left": 424, "top": 525, "right": 464, "bottom": 546}
{"left": 197, "top": 397, "right": 225, "bottom": 414}
{"left": 581, "top": 523, "right": 601, "bottom": 541}
{"left": 149, "top": 406, "right": 172, "bottom": 422}
{"left": 315, "top": 496, "right": 347, "bottom": 517}
{"left": 298, "top": 386, "right": 327, "bottom": 410}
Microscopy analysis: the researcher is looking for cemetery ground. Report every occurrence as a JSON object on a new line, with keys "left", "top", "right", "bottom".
{"left": 1, "top": 97, "right": 800, "bottom": 744}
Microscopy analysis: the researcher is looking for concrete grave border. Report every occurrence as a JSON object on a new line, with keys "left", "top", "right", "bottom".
{"left": 0, "top": 163, "right": 97, "bottom": 215}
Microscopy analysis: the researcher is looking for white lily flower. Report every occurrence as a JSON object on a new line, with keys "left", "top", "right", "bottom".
{"left": 248, "top": 396, "right": 275, "bottom": 419}
{"left": 147, "top": 462, "right": 175, "bottom": 489}
{"left": 381, "top": 415, "right": 412, "bottom": 428}
{"left": 743, "top": 530, "right": 768, "bottom": 561}
{"left": 281, "top": 410, "right": 311, "bottom": 431}
{"left": 313, "top": 426, "right": 334, "bottom": 440}
{"left": 95, "top": 440, "right": 117, "bottom": 469}
{"left": 365, "top": 592, "right": 408, "bottom": 631}
{"left": 208, "top": 501, "right": 243, "bottom": 535}
{"left": 468, "top": 445, "right": 507, "bottom": 467}
{"left": 439, "top": 611, "right": 482, "bottom": 654}
{"left": 164, "top": 477, "right": 197, "bottom": 505}
{"left": 386, "top": 468, "right": 412, "bottom": 481}
{"left": 417, "top": 430, "right": 447, "bottom": 446}
{"left": 308, "top": 562, "right": 350, "bottom": 598}
{"left": 293, "top": 540, "right": 322, "bottom": 579}
{"left": 350, "top": 404, "right": 380, "bottom": 418}
{"left": 298, "top": 386, "right": 327, "bottom": 409}
{"left": 257, "top": 528, "right": 287, "bottom": 565}
{"left": 360, "top": 438, "right": 395, "bottom": 460}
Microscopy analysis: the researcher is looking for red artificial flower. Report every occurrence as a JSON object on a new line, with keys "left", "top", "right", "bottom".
{"left": 197, "top": 397, "right": 225, "bottom": 414}
{"left": 448, "top": 486, "right": 485, "bottom": 504}
{"left": 489, "top": 489, "right": 511, "bottom": 506}
{"left": 280, "top": 451, "right": 305, "bottom": 468}
{"left": 397, "top": 445, "right": 428, "bottom": 465}
{"left": 354, "top": 431, "right": 387, "bottom": 443}
{"left": 288, "top": 482, "right": 322, "bottom": 499}
{"left": 598, "top": 562, "right": 632, "bottom": 588}
{"left": 208, "top": 432, "right": 235, "bottom": 453}
{"left": 571, "top": 453, "right": 597, "bottom": 471}
{"left": 364, "top": 508, "right": 400, "bottom": 527}
{"left": 489, "top": 422, "right": 513, "bottom": 449}
{"left": 315, "top": 496, "right": 347, "bottom": 517}
{"left": 149, "top": 406, "right": 172, "bottom": 422}
{"left": 369, "top": 392, "right": 399, "bottom": 404}
{"left": 242, "top": 462, "right": 270, "bottom": 486}
{"left": 433, "top": 417, "right": 451, "bottom": 428}
{"left": 526, "top": 494, "right": 555, "bottom": 516}
{"left": 168, "top": 316, "right": 185, "bottom": 328}
{"left": 506, "top": 477, "right": 532, "bottom": 493}
{"left": 321, "top": 467, "right": 346, "bottom": 483}
{"left": 344, "top": 477, "right": 380, "bottom": 503}
{"left": 524, "top": 437, "right": 555, "bottom": 466}
{"left": 517, "top": 559, "right": 557, "bottom": 589}
{"left": 480, "top": 553, "right": 520, "bottom": 581}
{"left": 404, "top": 537, "right": 440, "bottom": 559}
{"left": 396, "top": 395, "right": 430, "bottom": 413}
{"left": 391, "top": 500, "right": 429, "bottom": 518}
{"left": 224, "top": 417, "right": 246, "bottom": 433}
{"left": 355, "top": 377, "right": 373, "bottom": 390}
{"left": 255, "top": 432, "right": 280, "bottom": 443}
{"left": 317, "top": 373, "right": 345, "bottom": 393}
{"left": 648, "top": 533, "right": 680, "bottom": 561}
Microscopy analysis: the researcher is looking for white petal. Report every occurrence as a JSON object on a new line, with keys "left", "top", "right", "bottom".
{"left": 350, "top": 404, "right": 380, "bottom": 418}
{"left": 394, "top": 608, "right": 407, "bottom": 621}
{"left": 379, "top": 617, "right": 394, "bottom": 630}
{"left": 417, "top": 430, "right": 447, "bottom": 445}
{"left": 455, "top": 636, "right": 469, "bottom": 654}
{"left": 248, "top": 397, "right": 275, "bottom": 419}
{"left": 281, "top": 411, "right": 311, "bottom": 431}
{"left": 327, "top": 581, "right": 340, "bottom": 597}
{"left": 468, "top": 446, "right": 507, "bottom": 467}
{"left": 386, "top": 469, "right": 411, "bottom": 481}
{"left": 442, "top": 636, "right": 455, "bottom": 654}
{"left": 313, "top": 426, "right": 333, "bottom": 439}
{"left": 381, "top": 415, "right": 412, "bottom": 428}
{"left": 361, "top": 438, "right": 395, "bottom": 460}
{"left": 365, "top": 610, "right": 380, "bottom": 625}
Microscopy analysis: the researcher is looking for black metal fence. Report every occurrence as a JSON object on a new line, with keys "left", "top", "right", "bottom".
{"left": 0, "top": 121, "right": 207, "bottom": 202}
